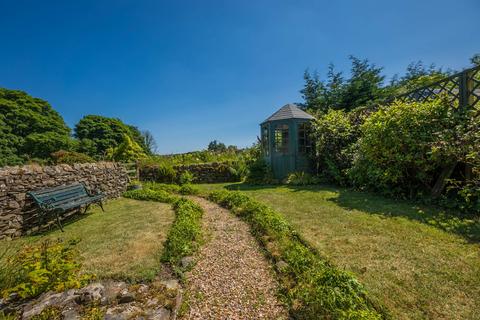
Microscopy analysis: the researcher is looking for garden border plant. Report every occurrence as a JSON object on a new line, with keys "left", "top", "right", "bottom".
{"left": 207, "top": 190, "right": 389, "bottom": 319}
{"left": 123, "top": 187, "right": 203, "bottom": 275}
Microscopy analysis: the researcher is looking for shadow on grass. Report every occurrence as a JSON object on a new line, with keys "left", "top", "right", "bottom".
{"left": 223, "top": 183, "right": 480, "bottom": 244}
{"left": 24, "top": 209, "right": 94, "bottom": 238}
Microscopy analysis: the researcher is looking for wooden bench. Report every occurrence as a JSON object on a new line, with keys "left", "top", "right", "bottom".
{"left": 27, "top": 183, "right": 105, "bottom": 231}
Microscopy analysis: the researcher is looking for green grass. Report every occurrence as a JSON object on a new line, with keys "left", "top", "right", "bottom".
{"left": 0, "top": 198, "right": 175, "bottom": 282}
{"left": 198, "top": 183, "right": 480, "bottom": 320}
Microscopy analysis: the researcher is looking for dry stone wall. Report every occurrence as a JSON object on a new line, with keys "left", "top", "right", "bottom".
{"left": 140, "top": 162, "right": 239, "bottom": 184}
{"left": 0, "top": 162, "right": 129, "bottom": 240}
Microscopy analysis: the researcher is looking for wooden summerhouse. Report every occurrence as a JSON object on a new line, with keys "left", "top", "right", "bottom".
{"left": 260, "top": 103, "right": 315, "bottom": 179}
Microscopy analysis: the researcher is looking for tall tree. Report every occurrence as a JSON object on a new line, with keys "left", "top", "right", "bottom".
{"left": 74, "top": 115, "right": 149, "bottom": 158}
{"left": 142, "top": 130, "right": 157, "bottom": 154}
{"left": 0, "top": 88, "right": 73, "bottom": 165}
{"left": 208, "top": 140, "right": 227, "bottom": 152}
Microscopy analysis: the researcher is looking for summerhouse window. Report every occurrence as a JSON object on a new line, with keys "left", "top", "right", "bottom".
{"left": 298, "top": 123, "right": 312, "bottom": 154}
{"left": 274, "top": 124, "right": 289, "bottom": 154}
{"left": 262, "top": 125, "right": 270, "bottom": 156}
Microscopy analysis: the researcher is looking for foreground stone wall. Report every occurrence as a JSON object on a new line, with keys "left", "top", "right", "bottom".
{"left": 0, "top": 162, "right": 129, "bottom": 240}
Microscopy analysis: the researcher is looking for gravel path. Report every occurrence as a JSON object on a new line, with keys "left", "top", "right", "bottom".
{"left": 181, "top": 197, "right": 287, "bottom": 320}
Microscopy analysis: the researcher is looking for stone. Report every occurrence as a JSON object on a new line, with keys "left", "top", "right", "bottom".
{"left": 105, "top": 304, "right": 142, "bottom": 320}
{"left": 62, "top": 309, "right": 81, "bottom": 320}
{"left": 160, "top": 279, "right": 179, "bottom": 291}
{"left": 22, "top": 289, "right": 79, "bottom": 320}
{"left": 117, "top": 292, "right": 135, "bottom": 304}
{"left": 180, "top": 256, "right": 194, "bottom": 269}
{"left": 103, "top": 281, "right": 128, "bottom": 304}
{"left": 8, "top": 201, "right": 20, "bottom": 209}
{"left": 75, "top": 283, "right": 105, "bottom": 304}
{"left": 147, "top": 307, "right": 171, "bottom": 320}
{"left": 137, "top": 284, "right": 149, "bottom": 294}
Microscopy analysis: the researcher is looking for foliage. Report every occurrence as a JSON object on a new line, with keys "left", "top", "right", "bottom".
{"left": 208, "top": 190, "right": 385, "bottom": 319}
{"left": 245, "top": 158, "right": 275, "bottom": 184}
{"left": 470, "top": 53, "right": 480, "bottom": 66}
{"left": 349, "top": 98, "right": 466, "bottom": 198}
{"left": 0, "top": 239, "right": 93, "bottom": 300}
{"left": 161, "top": 198, "right": 203, "bottom": 267}
{"left": 312, "top": 108, "right": 370, "bottom": 185}
{"left": 302, "top": 56, "right": 386, "bottom": 113}
{"left": 142, "top": 182, "right": 199, "bottom": 196}
{"left": 74, "top": 115, "right": 149, "bottom": 158}
{"left": 285, "top": 172, "right": 319, "bottom": 185}
{"left": 0, "top": 88, "right": 73, "bottom": 166}
{"left": 144, "top": 149, "right": 244, "bottom": 166}
{"left": 51, "top": 150, "right": 94, "bottom": 165}
{"left": 178, "top": 171, "right": 195, "bottom": 185}
{"left": 207, "top": 140, "right": 227, "bottom": 152}
{"left": 179, "top": 184, "right": 200, "bottom": 195}
{"left": 141, "top": 130, "right": 157, "bottom": 154}
{"left": 123, "top": 188, "right": 177, "bottom": 204}
{"left": 106, "top": 134, "right": 147, "bottom": 162}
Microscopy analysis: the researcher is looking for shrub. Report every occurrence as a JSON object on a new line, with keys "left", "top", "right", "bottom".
{"left": 123, "top": 188, "right": 176, "bottom": 203}
{"left": 0, "top": 239, "right": 93, "bottom": 300}
{"left": 179, "top": 184, "right": 200, "bottom": 195}
{"left": 312, "top": 107, "right": 370, "bottom": 185}
{"left": 161, "top": 198, "right": 203, "bottom": 266}
{"left": 51, "top": 150, "right": 94, "bottom": 165}
{"left": 208, "top": 190, "right": 386, "bottom": 319}
{"left": 349, "top": 98, "right": 461, "bottom": 198}
{"left": 285, "top": 172, "right": 319, "bottom": 185}
{"left": 245, "top": 158, "right": 275, "bottom": 184}
{"left": 143, "top": 182, "right": 180, "bottom": 194}
{"left": 178, "top": 170, "right": 195, "bottom": 185}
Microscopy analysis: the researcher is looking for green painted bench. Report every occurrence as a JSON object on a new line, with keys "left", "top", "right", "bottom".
{"left": 27, "top": 183, "right": 105, "bottom": 231}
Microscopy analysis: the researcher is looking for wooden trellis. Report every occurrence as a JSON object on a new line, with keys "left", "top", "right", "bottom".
{"left": 394, "top": 65, "right": 480, "bottom": 109}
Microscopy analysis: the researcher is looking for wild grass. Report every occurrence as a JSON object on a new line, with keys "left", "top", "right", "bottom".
{"left": 199, "top": 183, "right": 480, "bottom": 320}
{"left": 0, "top": 198, "right": 175, "bottom": 282}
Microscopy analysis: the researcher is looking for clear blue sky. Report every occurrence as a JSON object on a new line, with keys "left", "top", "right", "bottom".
{"left": 1, "top": 0, "right": 478, "bottom": 154}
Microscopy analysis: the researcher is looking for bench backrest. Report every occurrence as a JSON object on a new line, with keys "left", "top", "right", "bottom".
{"left": 28, "top": 183, "right": 89, "bottom": 205}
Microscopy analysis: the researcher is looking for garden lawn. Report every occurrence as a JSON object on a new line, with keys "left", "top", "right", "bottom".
{"left": 0, "top": 198, "right": 174, "bottom": 282}
{"left": 198, "top": 183, "right": 480, "bottom": 320}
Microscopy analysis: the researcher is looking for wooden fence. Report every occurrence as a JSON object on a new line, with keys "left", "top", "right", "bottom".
{"left": 393, "top": 65, "right": 480, "bottom": 109}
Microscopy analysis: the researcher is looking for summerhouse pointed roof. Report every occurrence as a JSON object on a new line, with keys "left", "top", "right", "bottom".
{"left": 262, "top": 103, "right": 315, "bottom": 124}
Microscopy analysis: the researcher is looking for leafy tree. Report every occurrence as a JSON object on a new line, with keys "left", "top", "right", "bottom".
{"left": 390, "top": 61, "right": 447, "bottom": 94}
{"left": 208, "top": 140, "right": 227, "bottom": 152}
{"left": 301, "top": 56, "right": 385, "bottom": 114}
{"left": 142, "top": 130, "right": 157, "bottom": 154}
{"left": 0, "top": 88, "right": 73, "bottom": 165}
{"left": 471, "top": 54, "right": 480, "bottom": 66}
{"left": 341, "top": 56, "right": 386, "bottom": 109}
{"left": 106, "top": 134, "right": 147, "bottom": 162}
{"left": 74, "top": 115, "right": 148, "bottom": 158}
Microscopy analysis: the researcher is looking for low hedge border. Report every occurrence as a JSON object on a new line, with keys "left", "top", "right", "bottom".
{"left": 123, "top": 188, "right": 203, "bottom": 274}
{"left": 207, "top": 190, "right": 389, "bottom": 320}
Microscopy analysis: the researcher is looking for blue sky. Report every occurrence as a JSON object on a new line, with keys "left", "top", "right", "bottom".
{"left": 0, "top": 0, "right": 478, "bottom": 154}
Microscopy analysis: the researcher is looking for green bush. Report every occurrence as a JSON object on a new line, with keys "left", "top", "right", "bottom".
{"left": 350, "top": 98, "right": 460, "bottom": 198}
{"left": 51, "top": 150, "right": 94, "bottom": 165}
{"left": 245, "top": 158, "right": 275, "bottom": 184}
{"left": 143, "top": 182, "right": 180, "bottom": 194}
{"left": 161, "top": 198, "right": 203, "bottom": 266}
{"left": 208, "top": 190, "right": 386, "bottom": 319}
{"left": 123, "top": 188, "right": 176, "bottom": 203}
{"left": 0, "top": 239, "right": 93, "bottom": 300}
{"left": 179, "top": 184, "right": 200, "bottom": 195}
{"left": 285, "top": 172, "right": 319, "bottom": 185}
{"left": 312, "top": 108, "right": 369, "bottom": 185}
{"left": 178, "top": 170, "right": 195, "bottom": 185}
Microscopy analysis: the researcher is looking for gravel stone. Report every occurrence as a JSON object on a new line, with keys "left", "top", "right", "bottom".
{"left": 181, "top": 197, "right": 287, "bottom": 319}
